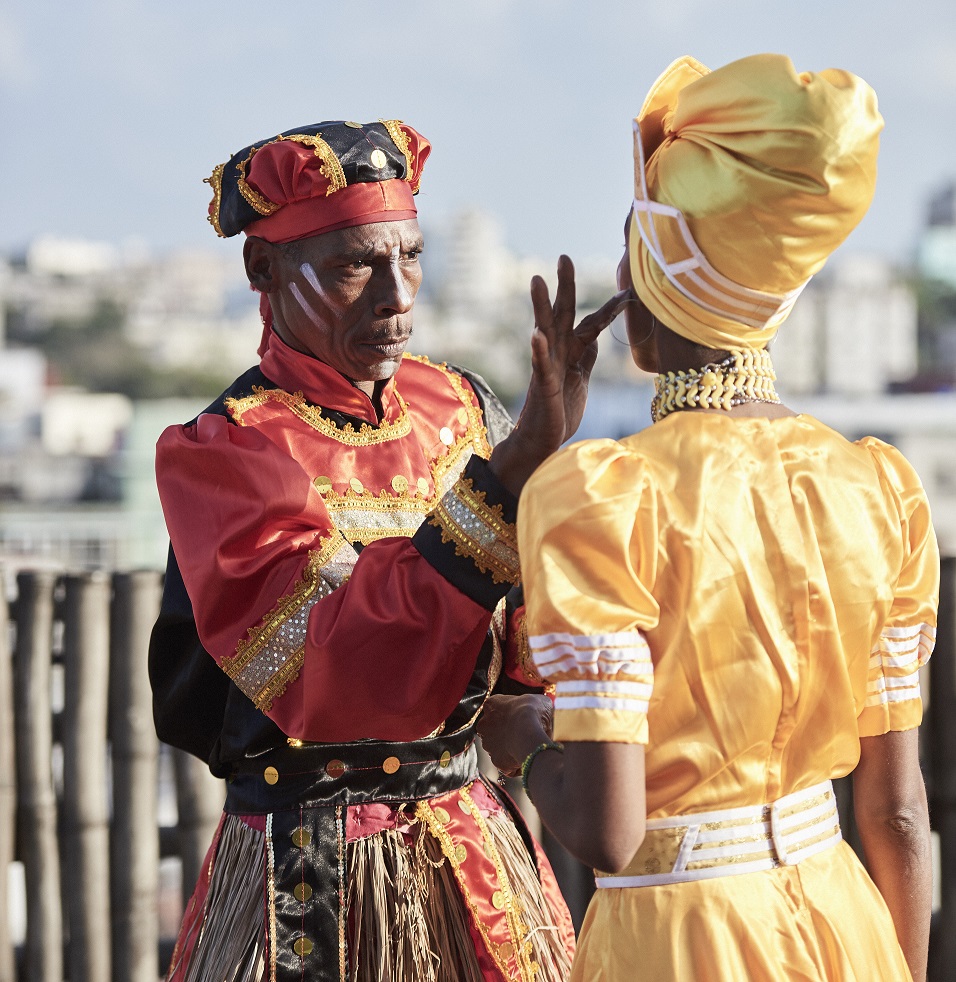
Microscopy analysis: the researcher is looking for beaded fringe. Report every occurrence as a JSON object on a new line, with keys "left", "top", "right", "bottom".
{"left": 651, "top": 348, "right": 779, "bottom": 422}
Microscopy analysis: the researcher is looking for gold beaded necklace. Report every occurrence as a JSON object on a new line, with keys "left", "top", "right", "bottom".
{"left": 651, "top": 348, "right": 780, "bottom": 423}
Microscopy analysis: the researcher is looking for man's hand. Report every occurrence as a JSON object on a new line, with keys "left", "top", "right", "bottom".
{"left": 490, "top": 256, "right": 630, "bottom": 496}
{"left": 477, "top": 693, "right": 555, "bottom": 778}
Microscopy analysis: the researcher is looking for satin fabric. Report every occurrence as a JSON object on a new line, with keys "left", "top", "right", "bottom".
{"left": 628, "top": 54, "right": 883, "bottom": 349}
{"left": 156, "top": 339, "right": 506, "bottom": 743}
{"left": 518, "top": 412, "right": 938, "bottom": 980}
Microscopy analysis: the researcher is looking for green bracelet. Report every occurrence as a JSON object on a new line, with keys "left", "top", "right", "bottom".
{"left": 520, "top": 740, "right": 563, "bottom": 798}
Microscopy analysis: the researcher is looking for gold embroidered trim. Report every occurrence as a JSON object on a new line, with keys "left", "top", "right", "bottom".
{"left": 267, "top": 813, "right": 278, "bottom": 981}
{"left": 235, "top": 143, "right": 282, "bottom": 217}
{"left": 415, "top": 791, "right": 521, "bottom": 981}
{"left": 277, "top": 133, "right": 347, "bottom": 195}
{"left": 459, "top": 786, "right": 537, "bottom": 981}
{"left": 429, "top": 477, "right": 520, "bottom": 585}
{"left": 380, "top": 118, "right": 414, "bottom": 182}
{"left": 204, "top": 162, "right": 227, "bottom": 238}
{"left": 513, "top": 611, "right": 546, "bottom": 688}
{"left": 405, "top": 354, "right": 492, "bottom": 460}
{"left": 335, "top": 805, "right": 347, "bottom": 982}
{"left": 226, "top": 386, "right": 413, "bottom": 446}
{"left": 223, "top": 536, "right": 356, "bottom": 711}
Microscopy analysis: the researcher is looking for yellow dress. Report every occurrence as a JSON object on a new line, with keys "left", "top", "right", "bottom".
{"left": 518, "top": 412, "right": 939, "bottom": 981}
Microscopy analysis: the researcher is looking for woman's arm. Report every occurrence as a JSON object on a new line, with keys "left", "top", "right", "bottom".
{"left": 852, "top": 727, "right": 932, "bottom": 982}
{"left": 478, "top": 694, "right": 646, "bottom": 872}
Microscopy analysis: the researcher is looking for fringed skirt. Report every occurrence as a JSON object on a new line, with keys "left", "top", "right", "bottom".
{"left": 166, "top": 777, "right": 574, "bottom": 982}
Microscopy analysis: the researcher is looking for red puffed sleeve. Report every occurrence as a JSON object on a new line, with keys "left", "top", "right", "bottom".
{"left": 156, "top": 412, "right": 520, "bottom": 743}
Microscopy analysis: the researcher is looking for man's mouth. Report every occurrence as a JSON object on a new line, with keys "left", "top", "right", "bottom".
{"left": 364, "top": 337, "right": 410, "bottom": 358}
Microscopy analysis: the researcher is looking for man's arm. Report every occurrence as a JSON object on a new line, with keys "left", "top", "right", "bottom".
{"left": 852, "top": 727, "right": 932, "bottom": 982}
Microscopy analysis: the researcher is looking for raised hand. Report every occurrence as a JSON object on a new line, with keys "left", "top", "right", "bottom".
{"left": 490, "top": 255, "right": 630, "bottom": 496}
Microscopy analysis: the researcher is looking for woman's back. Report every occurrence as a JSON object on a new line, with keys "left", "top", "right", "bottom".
{"left": 520, "top": 411, "right": 937, "bottom": 817}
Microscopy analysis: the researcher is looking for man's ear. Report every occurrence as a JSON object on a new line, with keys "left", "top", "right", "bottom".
{"left": 243, "top": 237, "right": 280, "bottom": 293}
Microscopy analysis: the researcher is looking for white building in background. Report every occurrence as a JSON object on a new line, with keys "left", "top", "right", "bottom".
{"left": 772, "top": 255, "right": 917, "bottom": 397}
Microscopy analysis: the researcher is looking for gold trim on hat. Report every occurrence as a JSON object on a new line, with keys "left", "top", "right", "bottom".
{"left": 380, "top": 119, "right": 415, "bottom": 184}
{"left": 278, "top": 133, "right": 347, "bottom": 195}
{"left": 204, "top": 162, "right": 227, "bottom": 238}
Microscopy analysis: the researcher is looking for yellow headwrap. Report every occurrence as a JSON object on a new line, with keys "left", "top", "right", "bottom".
{"left": 628, "top": 54, "right": 883, "bottom": 350}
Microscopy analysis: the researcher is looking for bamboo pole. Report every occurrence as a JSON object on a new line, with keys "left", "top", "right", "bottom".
{"left": 928, "top": 558, "right": 955, "bottom": 982}
{"left": 62, "top": 572, "right": 112, "bottom": 982}
{"left": 109, "top": 571, "right": 163, "bottom": 982}
{"left": 0, "top": 576, "right": 16, "bottom": 982}
{"left": 13, "top": 571, "right": 62, "bottom": 982}
{"left": 173, "top": 749, "right": 225, "bottom": 899}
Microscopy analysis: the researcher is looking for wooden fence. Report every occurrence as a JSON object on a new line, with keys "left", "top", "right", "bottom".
{"left": 0, "top": 561, "right": 954, "bottom": 981}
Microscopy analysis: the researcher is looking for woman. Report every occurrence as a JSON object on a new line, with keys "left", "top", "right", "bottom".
{"left": 479, "top": 54, "right": 937, "bottom": 980}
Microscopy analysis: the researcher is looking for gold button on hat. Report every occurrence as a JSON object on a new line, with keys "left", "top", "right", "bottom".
{"left": 313, "top": 476, "right": 333, "bottom": 495}
{"left": 370, "top": 149, "right": 388, "bottom": 168}
{"left": 454, "top": 844, "right": 467, "bottom": 863}
{"left": 325, "top": 759, "right": 346, "bottom": 779}
{"left": 292, "top": 828, "right": 312, "bottom": 848}
{"left": 264, "top": 766, "right": 279, "bottom": 785}
{"left": 457, "top": 798, "right": 472, "bottom": 815}
{"left": 457, "top": 408, "right": 468, "bottom": 425}
{"left": 391, "top": 475, "right": 409, "bottom": 493}
{"left": 433, "top": 806, "right": 451, "bottom": 825}
{"left": 383, "top": 756, "right": 401, "bottom": 775}
{"left": 294, "top": 882, "right": 313, "bottom": 903}
{"left": 499, "top": 941, "right": 515, "bottom": 960}
{"left": 416, "top": 477, "right": 429, "bottom": 495}
{"left": 439, "top": 750, "right": 452, "bottom": 768}
{"left": 439, "top": 426, "right": 455, "bottom": 446}
{"left": 294, "top": 936, "right": 314, "bottom": 956}
{"left": 349, "top": 477, "right": 365, "bottom": 494}
{"left": 492, "top": 890, "right": 505, "bottom": 909}
{"left": 344, "top": 121, "right": 362, "bottom": 128}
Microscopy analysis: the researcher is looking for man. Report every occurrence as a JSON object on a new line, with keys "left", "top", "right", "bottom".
{"left": 149, "top": 119, "right": 625, "bottom": 981}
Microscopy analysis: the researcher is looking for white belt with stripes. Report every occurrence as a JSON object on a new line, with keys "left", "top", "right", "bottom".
{"left": 595, "top": 779, "right": 842, "bottom": 889}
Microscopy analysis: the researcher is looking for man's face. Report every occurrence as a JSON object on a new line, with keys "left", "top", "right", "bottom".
{"left": 261, "top": 218, "right": 424, "bottom": 384}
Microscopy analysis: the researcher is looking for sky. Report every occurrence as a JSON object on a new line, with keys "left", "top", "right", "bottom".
{"left": 2, "top": 0, "right": 955, "bottom": 271}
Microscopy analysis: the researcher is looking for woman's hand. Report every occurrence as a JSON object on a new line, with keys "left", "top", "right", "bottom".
{"left": 489, "top": 257, "right": 630, "bottom": 497}
{"left": 477, "top": 694, "right": 554, "bottom": 778}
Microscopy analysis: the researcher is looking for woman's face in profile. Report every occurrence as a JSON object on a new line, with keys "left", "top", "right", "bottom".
{"left": 618, "top": 212, "right": 658, "bottom": 374}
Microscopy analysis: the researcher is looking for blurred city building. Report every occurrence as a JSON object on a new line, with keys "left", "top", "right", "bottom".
{"left": 2, "top": 194, "right": 956, "bottom": 572}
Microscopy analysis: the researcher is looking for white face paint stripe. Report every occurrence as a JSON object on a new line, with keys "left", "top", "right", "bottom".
{"left": 288, "top": 282, "right": 322, "bottom": 327}
{"left": 300, "top": 262, "right": 333, "bottom": 305}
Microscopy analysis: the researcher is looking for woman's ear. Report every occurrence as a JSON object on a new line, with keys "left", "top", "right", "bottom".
{"left": 243, "top": 236, "right": 281, "bottom": 294}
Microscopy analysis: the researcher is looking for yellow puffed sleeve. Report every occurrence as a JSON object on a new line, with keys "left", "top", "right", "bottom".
{"left": 856, "top": 439, "right": 939, "bottom": 737}
{"left": 518, "top": 440, "right": 660, "bottom": 745}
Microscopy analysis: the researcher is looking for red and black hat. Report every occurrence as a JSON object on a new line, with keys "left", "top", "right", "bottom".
{"left": 206, "top": 119, "right": 431, "bottom": 243}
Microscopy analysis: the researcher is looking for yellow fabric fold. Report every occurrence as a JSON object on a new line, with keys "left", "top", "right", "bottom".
{"left": 628, "top": 53, "right": 884, "bottom": 349}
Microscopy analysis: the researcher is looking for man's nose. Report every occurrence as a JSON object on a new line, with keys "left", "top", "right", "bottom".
{"left": 374, "top": 264, "right": 416, "bottom": 317}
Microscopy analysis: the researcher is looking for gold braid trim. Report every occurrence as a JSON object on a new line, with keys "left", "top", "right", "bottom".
{"left": 204, "top": 162, "right": 227, "bottom": 237}
{"left": 223, "top": 535, "right": 356, "bottom": 711}
{"left": 379, "top": 118, "right": 414, "bottom": 183}
{"left": 225, "top": 386, "right": 412, "bottom": 445}
{"left": 428, "top": 477, "right": 520, "bottom": 585}
{"left": 415, "top": 791, "right": 533, "bottom": 981}
{"left": 276, "top": 133, "right": 347, "bottom": 195}
{"left": 651, "top": 348, "right": 779, "bottom": 423}
{"left": 404, "top": 353, "right": 492, "bottom": 460}
{"left": 459, "top": 786, "right": 538, "bottom": 981}
{"left": 235, "top": 144, "right": 282, "bottom": 216}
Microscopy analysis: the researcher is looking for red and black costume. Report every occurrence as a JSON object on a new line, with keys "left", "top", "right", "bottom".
{"left": 149, "top": 119, "right": 573, "bottom": 982}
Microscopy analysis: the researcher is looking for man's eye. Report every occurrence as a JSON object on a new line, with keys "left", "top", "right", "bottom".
{"left": 349, "top": 260, "right": 367, "bottom": 269}
{"left": 404, "top": 249, "right": 422, "bottom": 262}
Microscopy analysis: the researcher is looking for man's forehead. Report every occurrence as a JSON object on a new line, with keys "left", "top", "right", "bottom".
{"left": 308, "top": 218, "right": 423, "bottom": 255}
